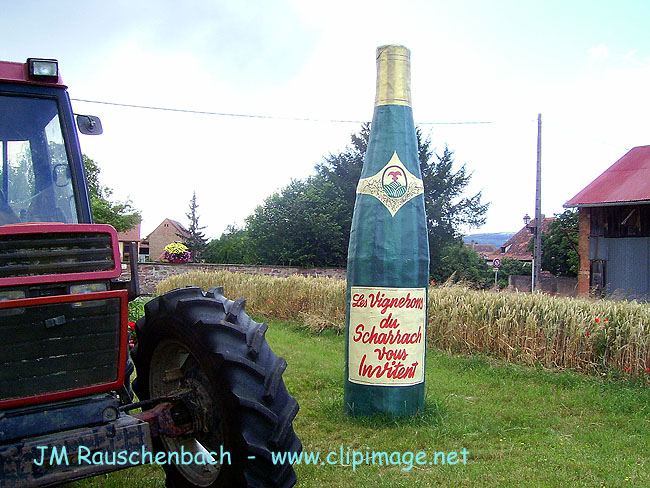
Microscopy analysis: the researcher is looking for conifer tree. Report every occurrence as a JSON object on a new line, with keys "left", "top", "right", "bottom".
{"left": 182, "top": 191, "right": 208, "bottom": 261}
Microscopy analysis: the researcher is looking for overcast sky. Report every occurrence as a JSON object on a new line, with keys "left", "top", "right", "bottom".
{"left": 3, "top": 1, "right": 650, "bottom": 239}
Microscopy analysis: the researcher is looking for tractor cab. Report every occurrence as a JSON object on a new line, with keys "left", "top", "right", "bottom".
{"left": 0, "top": 95, "right": 80, "bottom": 225}
{"left": 0, "top": 58, "right": 301, "bottom": 488}
{"left": 0, "top": 59, "right": 148, "bottom": 486}
{"left": 0, "top": 58, "right": 93, "bottom": 227}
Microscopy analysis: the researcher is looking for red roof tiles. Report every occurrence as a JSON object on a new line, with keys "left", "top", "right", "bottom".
{"left": 117, "top": 222, "right": 140, "bottom": 242}
{"left": 489, "top": 218, "right": 554, "bottom": 261}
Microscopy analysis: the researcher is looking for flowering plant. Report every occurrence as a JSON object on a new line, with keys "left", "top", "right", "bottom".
{"left": 162, "top": 242, "right": 191, "bottom": 263}
{"left": 127, "top": 321, "right": 136, "bottom": 350}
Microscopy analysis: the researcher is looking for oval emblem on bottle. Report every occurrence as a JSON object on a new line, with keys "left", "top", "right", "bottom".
{"left": 382, "top": 165, "right": 408, "bottom": 198}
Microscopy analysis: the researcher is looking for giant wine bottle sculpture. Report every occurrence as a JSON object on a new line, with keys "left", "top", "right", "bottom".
{"left": 344, "top": 45, "right": 429, "bottom": 417}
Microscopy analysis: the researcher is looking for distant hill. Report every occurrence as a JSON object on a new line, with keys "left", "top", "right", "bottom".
{"left": 463, "top": 232, "right": 515, "bottom": 248}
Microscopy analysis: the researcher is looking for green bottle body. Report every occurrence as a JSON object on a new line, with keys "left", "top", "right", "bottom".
{"left": 344, "top": 46, "right": 430, "bottom": 416}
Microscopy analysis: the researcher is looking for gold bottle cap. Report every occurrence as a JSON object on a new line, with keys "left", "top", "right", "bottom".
{"left": 375, "top": 44, "right": 411, "bottom": 107}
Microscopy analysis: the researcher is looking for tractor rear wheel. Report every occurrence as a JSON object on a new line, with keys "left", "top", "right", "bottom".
{"left": 131, "top": 287, "right": 301, "bottom": 488}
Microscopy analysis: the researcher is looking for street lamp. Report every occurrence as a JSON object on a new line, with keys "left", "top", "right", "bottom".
{"left": 523, "top": 212, "right": 542, "bottom": 291}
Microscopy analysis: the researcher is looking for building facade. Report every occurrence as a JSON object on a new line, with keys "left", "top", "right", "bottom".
{"left": 139, "top": 218, "right": 190, "bottom": 262}
{"left": 491, "top": 217, "right": 554, "bottom": 263}
{"left": 565, "top": 146, "right": 650, "bottom": 299}
{"left": 116, "top": 222, "right": 141, "bottom": 263}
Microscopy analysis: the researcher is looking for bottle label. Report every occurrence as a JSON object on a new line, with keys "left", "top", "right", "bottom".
{"left": 348, "top": 286, "right": 426, "bottom": 386}
{"left": 356, "top": 151, "right": 424, "bottom": 216}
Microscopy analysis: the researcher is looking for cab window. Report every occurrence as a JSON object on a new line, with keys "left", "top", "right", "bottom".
{"left": 0, "top": 95, "right": 78, "bottom": 225}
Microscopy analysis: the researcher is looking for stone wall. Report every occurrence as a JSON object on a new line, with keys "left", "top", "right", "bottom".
{"left": 577, "top": 207, "right": 591, "bottom": 296}
{"left": 119, "top": 262, "right": 347, "bottom": 295}
{"left": 509, "top": 273, "right": 578, "bottom": 296}
{"left": 122, "top": 263, "right": 579, "bottom": 297}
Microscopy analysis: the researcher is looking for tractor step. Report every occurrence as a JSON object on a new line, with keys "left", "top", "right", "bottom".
{"left": 0, "top": 414, "right": 152, "bottom": 487}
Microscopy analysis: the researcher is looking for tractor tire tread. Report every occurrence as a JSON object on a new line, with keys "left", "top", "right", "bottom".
{"left": 263, "top": 357, "right": 288, "bottom": 402}
{"left": 131, "top": 286, "right": 300, "bottom": 488}
{"left": 247, "top": 322, "right": 268, "bottom": 359}
{"left": 270, "top": 397, "right": 300, "bottom": 449}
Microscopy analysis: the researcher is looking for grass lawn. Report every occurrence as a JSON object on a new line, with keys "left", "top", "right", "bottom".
{"left": 71, "top": 317, "right": 650, "bottom": 487}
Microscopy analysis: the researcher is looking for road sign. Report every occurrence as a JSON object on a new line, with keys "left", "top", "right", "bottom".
{"left": 493, "top": 258, "right": 502, "bottom": 268}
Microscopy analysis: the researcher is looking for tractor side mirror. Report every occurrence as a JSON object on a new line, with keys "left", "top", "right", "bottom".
{"left": 76, "top": 115, "right": 103, "bottom": 135}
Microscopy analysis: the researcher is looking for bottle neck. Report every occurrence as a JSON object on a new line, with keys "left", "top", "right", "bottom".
{"left": 375, "top": 45, "right": 411, "bottom": 108}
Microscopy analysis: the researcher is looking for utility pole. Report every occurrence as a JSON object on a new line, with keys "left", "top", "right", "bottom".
{"left": 533, "top": 113, "right": 543, "bottom": 291}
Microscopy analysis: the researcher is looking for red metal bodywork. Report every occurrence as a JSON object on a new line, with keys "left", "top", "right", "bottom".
{"left": 0, "top": 223, "right": 122, "bottom": 287}
{"left": 134, "top": 402, "right": 193, "bottom": 438}
{"left": 0, "top": 289, "right": 129, "bottom": 409}
{"left": 0, "top": 60, "right": 65, "bottom": 87}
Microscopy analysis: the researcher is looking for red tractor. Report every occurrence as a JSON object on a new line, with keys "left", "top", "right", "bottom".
{"left": 0, "top": 58, "right": 301, "bottom": 487}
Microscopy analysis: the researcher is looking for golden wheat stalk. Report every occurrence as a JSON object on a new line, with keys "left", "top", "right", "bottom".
{"left": 157, "top": 271, "right": 650, "bottom": 376}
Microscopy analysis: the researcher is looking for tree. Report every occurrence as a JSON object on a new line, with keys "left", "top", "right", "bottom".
{"left": 182, "top": 191, "right": 208, "bottom": 262}
{"left": 234, "top": 125, "right": 488, "bottom": 276}
{"left": 316, "top": 125, "right": 489, "bottom": 276}
{"left": 431, "top": 242, "right": 490, "bottom": 285}
{"left": 419, "top": 142, "right": 489, "bottom": 271}
{"left": 245, "top": 178, "right": 348, "bottom": 267}
{"left": 314, "top": 123, "right": 369, "bottom": 255}
{"left": 83, "top": 155, "right": 140, "bottom": 232}
{"left": 203, "top": 225, "right": 250, "bottom": 264}
{"left": 495, "top": 257, "right": 531, "bottom": 289}
{"left": 540, "top": 209, "right": 579, "bottom": 277}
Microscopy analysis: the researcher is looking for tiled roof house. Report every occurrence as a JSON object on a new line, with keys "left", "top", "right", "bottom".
{"left": 490, "top": 218, "right": 554, "bottom": 262}
{"left": 139, "top": 218, "right": 190, "bottom": 262}
{"left": 466, "top": 243, "right": 498, "bottom": 259}
{"left": 116, "top": 221, "right": 141, "bottom": 263}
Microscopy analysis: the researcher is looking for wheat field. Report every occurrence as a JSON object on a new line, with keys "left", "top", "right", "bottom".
{"left": 156, "top": 271, "right": 650, "bottom": 376}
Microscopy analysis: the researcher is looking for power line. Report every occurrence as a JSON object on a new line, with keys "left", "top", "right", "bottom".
{"left": 71, "top": 98, "right": 363, "bottom": 123}
{"left": 70, "top": 98, "right": 497, "bottom": 126}
{"left": 419, "top": 120, "right": 494, "bottom": 125}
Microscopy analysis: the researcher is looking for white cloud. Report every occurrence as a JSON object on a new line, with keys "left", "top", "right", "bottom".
{"left": 587, "top": 43, "right": 610, "bottom": 59}
{"left": 622, "top": 49, "right": 638, "bottom": 61}
{"left": 9, "top": 1, "right": 650, "bottom": 238}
